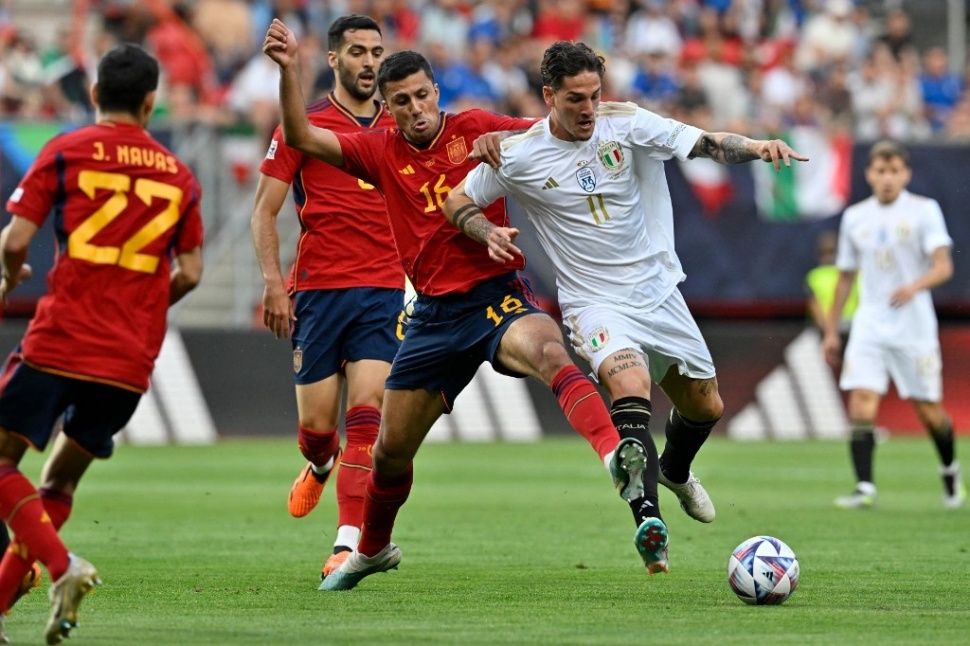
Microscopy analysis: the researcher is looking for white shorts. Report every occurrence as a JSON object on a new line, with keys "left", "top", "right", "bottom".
{"left": 840, "top": 334, "right": 942, "bottom": 402}
{"left": 563, "top": 288, "right": 716, "bottom": 383}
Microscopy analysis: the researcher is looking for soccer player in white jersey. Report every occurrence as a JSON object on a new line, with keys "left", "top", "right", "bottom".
{"left": 443, "top": 41, "right": 807, "bottom": 574}
{"left": 822, "top": 140, "right": 965, "bottom": 510}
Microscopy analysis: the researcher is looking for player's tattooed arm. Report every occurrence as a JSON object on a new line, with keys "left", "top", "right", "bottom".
{"left": 443, "top": 179, "right": 523, "bottom": 264}
{"left": 452, "top": 204, "right": 493, "bottom": 245}
{"left": 690, "top": 132, "right": 809, "bottom": 170}
{"left": 691, "top": 133, "right": 761, "bottom": 164}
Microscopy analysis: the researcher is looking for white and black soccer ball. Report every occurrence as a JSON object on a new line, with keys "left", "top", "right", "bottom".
{"left": 727, "top": 535, "right": 799, "bottom": 605}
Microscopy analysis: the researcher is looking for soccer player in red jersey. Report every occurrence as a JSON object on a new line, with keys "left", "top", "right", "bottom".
{"left": 264, "top": 19, "right": 655, "bottom": 591}
{"left": 251, "top": 15, "right": 404, "bottom": 581}
{"left": 0, "top": 44, "right": 203, "bottom": 642}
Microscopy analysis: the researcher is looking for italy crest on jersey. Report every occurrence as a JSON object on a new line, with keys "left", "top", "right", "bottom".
{"left": 597, "top": 141, "right": 625, "bottom": 173}
{"left": 446, "top": 137, "right": 468, "bottom": 165}
{"left": 587, "top": 327, "right": 609, "bottom": 351}
{"left": 576, "top": 166, "right": 596, "bottom": 193}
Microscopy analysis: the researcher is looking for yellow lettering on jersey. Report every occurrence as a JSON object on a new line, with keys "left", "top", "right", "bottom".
{"left": 358, "top": 179, "right": 375, "bottom": 190}
{"left": 93, "top": 141, "right": 106, "bottom": 161}
{"left": 70, "top": 170, "right": 184, "bottom": 274}
{"left": 418, "top": 174, "right": 452, "bottom": 213}
{"left": 113, "top": 145, "right": 178, "bottom": 174}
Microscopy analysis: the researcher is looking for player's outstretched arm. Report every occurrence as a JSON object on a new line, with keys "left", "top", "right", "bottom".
{"left": 263, "top": 19, "right": 344, "bottom": 166}
{"left": 443, "top": 179, "right": 522, "bottom": 264}
{"left": 691, "top": 133, "right": 809, "bottom": 171}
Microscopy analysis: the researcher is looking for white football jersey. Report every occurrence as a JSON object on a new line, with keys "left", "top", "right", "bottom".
{"left": 464, "top": 102, "right": 702, "bottom": 312}
{"left": 836, "top": 190, "right": 952, "bottom": 344}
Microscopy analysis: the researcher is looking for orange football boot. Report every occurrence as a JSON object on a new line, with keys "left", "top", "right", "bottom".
{"left": 288, "top": 448, "right": 342, "bottom": 518}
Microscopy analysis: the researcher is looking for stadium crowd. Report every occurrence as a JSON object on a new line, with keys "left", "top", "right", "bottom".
{"left": 1, "top": 1, "right": 969, "bottom": 142}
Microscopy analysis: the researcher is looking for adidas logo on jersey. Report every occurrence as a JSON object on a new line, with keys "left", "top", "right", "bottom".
{"left": 542, "top": 177, "right": 559, "bottom": 190}
{"left": 399, "top": 165, "right": 415, "bottom": 175}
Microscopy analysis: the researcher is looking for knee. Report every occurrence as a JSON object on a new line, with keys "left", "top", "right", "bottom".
{"left": 371, "top": 437, "right": 411, "bottom": 475}
{"left": 297, "top": 415, "right": 338, "bottom": 433}
{"left": 684, "top": 394, "right": 724, "bottom": 424}
{"left": 540, "top": 338, "right": 573, "bottom": 376}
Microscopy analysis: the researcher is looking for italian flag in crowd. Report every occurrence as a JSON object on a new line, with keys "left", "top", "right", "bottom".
{"left": 753, "top": 127, "right": 852, "bottom": 221}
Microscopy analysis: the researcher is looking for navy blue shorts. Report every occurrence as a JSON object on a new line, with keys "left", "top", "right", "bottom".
{"left": 386, "top": 272, "right": 543, "bottom": 410}
{"left": 291, "top": 287, "right": 405, "bottom": 385}
{"left": 0, "top": 351, "right": 141, "bottom": 458}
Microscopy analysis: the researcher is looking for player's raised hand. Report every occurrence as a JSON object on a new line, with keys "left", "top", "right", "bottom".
{"left": 263, "top": 19, "right": 299, "bottom": 68}
{"left": 486, "top": 227, "right": 523, "bottom": 264}
{"left": 760, "top": 139, "right": 809, "bottom": 171}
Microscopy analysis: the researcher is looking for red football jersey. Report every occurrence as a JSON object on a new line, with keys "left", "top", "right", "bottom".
{"left": 5, "top": 121, "right": 204, "bottom": 392}
{"left": 260, "top": 95, "right": 402, "bottom": 292}
{"left": 335, "top": 110, "right": 535, "bottom": 296}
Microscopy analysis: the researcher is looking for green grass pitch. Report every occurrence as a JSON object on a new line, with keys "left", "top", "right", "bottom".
{"left": 5, "top": 436, "right": 969, "bottom": 645}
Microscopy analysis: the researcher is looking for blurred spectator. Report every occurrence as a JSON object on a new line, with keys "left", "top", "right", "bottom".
{"left": 796, "top": 0, "right": 860, "bottom": 74}
{"left": 761, "top": 41, "right": 806, "bottom": 124}
{"left": 848, "top": 45, "right": 927, "bottom": 140}
{"left": 39, "top": 27, "right": 92, "bottom": 122}
{"left": 816, "top": 62, "right": 854, "bottom": 130}
{"left": 2, "top": 29, "right": 43, "bottom": 117}
{"left": 481, "top": 37, "right": 540, "bottom": 116}
{"left": 468, "top": 0, "right": 531, "bottom": 46}
{"left": 630, "top": 50, "right": 681, "bottom": 113}
{"left": 626, "top": 0, "right": 683, "bottom": 59}
{"left": 419, "top": 0, "right": 470, "bottom": 59}
{"left": 696, "top": 32, "right": 750, "bottom": 131}
{"left": 142, "top": 0, "right": 221, "bottom": 107}
{"left": 919, "top": 47, "right": 963, "bottom": 133}
{"left": 440, "top": 37, "right": 502, "bottom": 112}
{"left": 681, "top": 5, "right": 742, "bottom": 66}
{"left": 532, "top": 0, "right": 586, "bottom": 43}
{"left": 191, "top": 0, "right": 253, "bottom": 85}
{"left": 944, "top": 95, "right": 970, "bottom": 141}
{"left": 877, "top": 9, "right": 915, "bottom": 63}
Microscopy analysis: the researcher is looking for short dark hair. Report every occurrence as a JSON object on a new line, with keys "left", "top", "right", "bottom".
{"left": 540, "top": 41, "right": 606, "bottom": 91}
{"left": 868, "top": 140, "right": 910, "bottom": 167}
{"left": 377, "top": 50, "right": 435, "bottom": 96}
{"left": 328, "top": 14, "right": 382, "bottom": 51}
{"left": 96, "top": 44, "right": 159, "bottom": 115}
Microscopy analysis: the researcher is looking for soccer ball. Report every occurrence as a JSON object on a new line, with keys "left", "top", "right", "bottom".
{"left": 727, "top": 536, "right": 799, "bottom": 605}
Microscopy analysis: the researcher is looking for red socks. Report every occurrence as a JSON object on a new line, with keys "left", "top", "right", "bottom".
{"left": 551, "top": 366, "right": 618, "bottom": 461}
{"left": 336, "top": 406, "right": 379, "bottom": 529}
{"left": 0, "top": 468, "right": 69, "bottom": 583}
{"left": 0, "top": 488, "right": 73, "bottom": 612}
{"left": 297, "top": 424, "right": 340, "bottom": 467}
{"left": 357, "top": 464, "right": 413, "bottom": 558}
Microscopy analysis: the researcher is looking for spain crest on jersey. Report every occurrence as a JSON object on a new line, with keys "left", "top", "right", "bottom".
{"left": 576, "top": 166, "right": 596, "bottom": 193}
{"left": 597, "top": 141, "right": 624, "bottom": 173}
{"left": 446, "top": 137, "right": 468, "bottom": 165}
